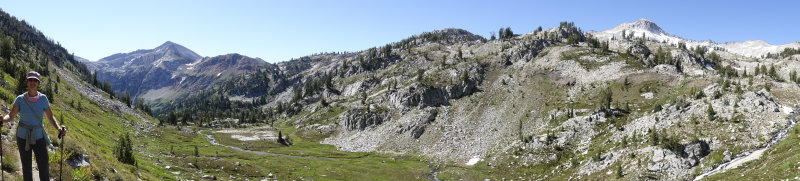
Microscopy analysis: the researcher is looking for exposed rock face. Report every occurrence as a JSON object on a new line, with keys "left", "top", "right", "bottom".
{"left": 503, "top": 38, "right": 552, "bottom": 64}
{"left": 631, "top": 43, "right": 651, "bottom": 57}
{"left": 340, "top": 108, "right": 390, "bottom": 131}
{"left": 67, "top": 153, "right": 91, "bottom": 167}
{"left": 685, "top": 139, "right": 711, "bottom": 160}
{"left": 342, "top": 79, "right": 379, "bottom": 97}
{"left": 385, "top": 62, "right": 484, "bottom": 110}
{"left": 396, "top": 108, "right": 438, "bottom": 139}
{"left": 646, "top": 139, "right": 710, "bottom": 178}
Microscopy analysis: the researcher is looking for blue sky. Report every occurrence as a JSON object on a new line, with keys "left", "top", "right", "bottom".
{"left": 2, "top": 1, "right": 798, "bottom": 63}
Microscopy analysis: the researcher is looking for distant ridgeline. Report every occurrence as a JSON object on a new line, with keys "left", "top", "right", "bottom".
{"left": 157, "top": 28, "right": 488, "bottom": 126}
{"left": 0, "top": 8, "right": 150, "bottom": 113}
{"left": 0, "top": 8, "right": 89, "bottom": 99}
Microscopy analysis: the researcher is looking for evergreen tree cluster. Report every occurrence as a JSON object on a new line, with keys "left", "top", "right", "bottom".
{"left": 556, "top": 21, "right": 585, "bottom": 44}
{"left": 355, "top": 46, "right": 397, "bottom": 72}
{"left": 88, "top": 70, "right": 116, "bottom": 98}
{"left": 765, "top": 47, "right": 800, "bottom": 59}
{"left": 498, "top": 27, "right": 514, "bottom": 39}
{"left": 302, "top": 74, "right": 334, "bottom": 98}
{"left": 691, "top": 46, "right": 708, "bottom": 58}
{"left": 706, "top": 52, "right": 721, "bottom": 68}
{"left": 717, "top": 64, "right": 739, "bottom": 79}
{"left": 567, "top": 34, "right": 580, "bottom": 45}
{"left": 114, "top": 132, "right": 137, "bottom": 166}
{"left": 752, "top": 63, "right": 780, "bottom": 81}
{"left": 586, "top": 36, "right": 609, "bottom": 53}
{"left": 398, "top": 28, "right": 485, "bottom": 45}
{"left": 652, "top": 47, "right": 672, "bottom": 65}
{"left": 0, "top": 9, "right": 90, "bottom": 78}
{"left": 648, "top": 128, "right": 685, "bottom": 156}
{"left": 558, "top": 21, "right": 576, "bottom": 30}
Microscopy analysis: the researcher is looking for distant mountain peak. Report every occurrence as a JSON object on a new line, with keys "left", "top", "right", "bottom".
{"left": 741, "top": 40, "right": 770, "bottom": 46}
{"left": 153, "top": 41, "right": 202, "bottom": 60}
{"left": 161, "top": 40, "right": 178, "bottom": 46}
{"left": 610, "top": 18, "right": 666, "bottom": 35}
{"left": 156, "top": 41, "right": 183, "bottom": 50}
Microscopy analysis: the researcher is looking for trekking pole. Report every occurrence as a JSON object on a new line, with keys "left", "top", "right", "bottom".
{"left": 1, "top": 121, "right": 4, "bottom": 181}
{"left": 59, "top": 126, "right": 66, "bottom": 181}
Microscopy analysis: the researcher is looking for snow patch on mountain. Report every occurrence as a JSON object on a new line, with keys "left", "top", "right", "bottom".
{"left": 591, "top": 19, "right": 715, "bottom": 52}
{"left": 590, "top": 19, "right": 799, "bottom": 58}
{"left": 720, "top": 40, "right": 800, "bottom": 58}
{"left": 184, "top": 58, "right": 204, "bottom": 70}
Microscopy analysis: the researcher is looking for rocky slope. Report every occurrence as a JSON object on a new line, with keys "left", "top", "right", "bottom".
{"left": 158, "top": 20, "right": 800, "bottom": 180}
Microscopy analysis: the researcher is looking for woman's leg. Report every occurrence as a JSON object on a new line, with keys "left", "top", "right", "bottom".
{"left": 33, "top": 138, "right": 49, "bottom": 180}
{"left": 16, "top": 137, "right": 33, "bottom": 181}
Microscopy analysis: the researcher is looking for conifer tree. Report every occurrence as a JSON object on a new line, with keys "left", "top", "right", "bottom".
{"left": 601, "top": 86, "right": 613, "bottom": 111}
{"left": 755, "top": 64, "right": 761, "bottom": 75}
{"left": 707, "top": 104, "right": 716, "bottom": 121}
{"left": 1, "top": 36, "right": 13, "bottom": 60}
{"left": 504, "top": 27, "right": 513, "bottom": 39}
{"left": 649, "top": 128, "right": 659, "bottom": 146}
{"left": 115, "top": 132, "right": 136, "bottom": 165}
{"left": 498, "top": 28, "right": 505, "bottom": 40}
{"left": 768, "top": 64, "right": 777, "bottom": 78}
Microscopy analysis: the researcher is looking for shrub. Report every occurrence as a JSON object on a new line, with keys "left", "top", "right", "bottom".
{"left": 72, "top": 167, "right": 92, "bottom": 181}
{"left": 653, "top": 103, "right": 663, "bottom": 112}
{"left": 1, "top": 150, "right": 17, "bottom": 172}
{"left": 0, "top": 88, "right": 14, "bottom": 104}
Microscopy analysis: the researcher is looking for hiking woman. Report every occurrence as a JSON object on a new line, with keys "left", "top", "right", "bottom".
{"left": 2, "top": 71, "right": 66, "bottom": 181}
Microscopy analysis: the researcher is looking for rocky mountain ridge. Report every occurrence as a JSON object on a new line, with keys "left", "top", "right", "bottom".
{"left": 85, "top": 41, "right": 268, "bottom": 107}
{"left": 105, "top": 19, "right": 800, "bottom": 180}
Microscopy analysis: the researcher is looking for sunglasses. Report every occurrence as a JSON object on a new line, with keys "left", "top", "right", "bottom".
{"left": 27, "top": 79, "right": 39, "bottom": 82}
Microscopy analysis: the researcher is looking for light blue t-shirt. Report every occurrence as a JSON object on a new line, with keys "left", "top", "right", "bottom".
{"left": 13, "top": 92, "right": 50, "bottom": 140}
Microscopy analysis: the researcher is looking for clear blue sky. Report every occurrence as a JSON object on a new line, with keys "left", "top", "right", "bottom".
{"left": 2, "top": 1, "right": 798, "bottom": 63}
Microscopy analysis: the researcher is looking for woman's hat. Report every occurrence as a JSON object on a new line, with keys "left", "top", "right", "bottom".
{"left": 26, "top": 71, "right": 40, "bottom": 81}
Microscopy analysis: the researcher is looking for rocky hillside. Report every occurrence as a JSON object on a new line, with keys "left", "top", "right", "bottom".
{"left": 85, "top": 41, "right": 268, "bottom": 108}
{"left": 152, "top": 19, "right": 800, "bottom": 180}
{"left": 0, "top": 9, "right": 167, "bottom": 180}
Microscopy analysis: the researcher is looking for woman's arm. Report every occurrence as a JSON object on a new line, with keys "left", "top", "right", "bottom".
{"left": 44, "top": 108, "right": 66, "bottom": 136}
{"left": 2, "top": 106, "right": 19, "bottom": 123}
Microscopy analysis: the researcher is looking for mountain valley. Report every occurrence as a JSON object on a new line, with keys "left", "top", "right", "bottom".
{"left": 3, "top": 6, "right": 800, "bottom": 180}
